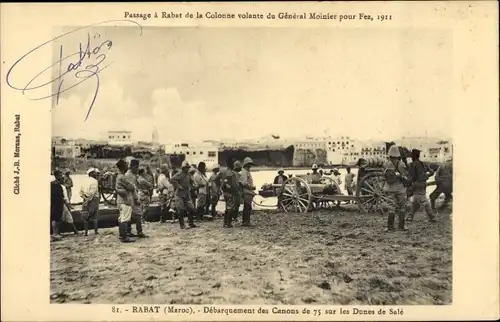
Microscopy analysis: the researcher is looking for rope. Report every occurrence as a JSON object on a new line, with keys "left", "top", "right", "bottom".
{"left": 251, "top": 195, "right": 278, "bottom": 208}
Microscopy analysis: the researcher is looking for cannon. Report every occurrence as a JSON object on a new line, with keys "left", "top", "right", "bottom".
{"left": 258, "top": 157, "right": 450, "bottom": 214}
{"left": 258, "top": 172, "right": 373, "bottom": 213}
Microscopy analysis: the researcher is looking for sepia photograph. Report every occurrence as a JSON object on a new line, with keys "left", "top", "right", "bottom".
{"left": 49, "top": 25, "right": 454, "bottom": 305}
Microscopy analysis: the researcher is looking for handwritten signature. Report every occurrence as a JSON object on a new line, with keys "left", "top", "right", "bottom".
{"left": 5, "top": 20, "right": 143, "bottom": 121}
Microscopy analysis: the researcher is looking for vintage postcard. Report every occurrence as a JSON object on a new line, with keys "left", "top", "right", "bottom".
{"left": 1, "top": 1, "right": 498, "bottom": 321}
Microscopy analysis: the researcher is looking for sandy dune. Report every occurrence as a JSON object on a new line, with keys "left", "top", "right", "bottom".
{"left": 50, "top": 208, "right": 452, "bottom": 305}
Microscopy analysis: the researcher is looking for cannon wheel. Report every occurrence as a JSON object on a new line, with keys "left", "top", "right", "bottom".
{"left": 315, "top": 176, "right": 342, "bottom": 208}
{"left": 356, "top": 171, "right": 390, "bottom": 214}
{"left": 101, "top": 191, "right": 117, "bottom": 206}
{"left": 278, "top": 177, "right": 312, "bottom": 213}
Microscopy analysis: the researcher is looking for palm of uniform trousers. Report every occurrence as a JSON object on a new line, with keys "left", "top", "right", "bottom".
{"left": 174, "top": 195, "right": 195, "bottom": 226}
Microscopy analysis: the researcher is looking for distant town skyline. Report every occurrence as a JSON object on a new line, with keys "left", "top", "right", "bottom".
{"left": 52, "top": 27, "right": 453, "bottom": 142}
{"left": 52, "top": 132, "right": 452, "bottom": 145}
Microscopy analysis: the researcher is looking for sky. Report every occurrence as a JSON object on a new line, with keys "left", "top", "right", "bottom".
{"left": 51, "top": 26, "right": 453, "bottom": 143}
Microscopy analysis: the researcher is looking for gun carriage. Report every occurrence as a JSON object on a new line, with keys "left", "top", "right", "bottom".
{"left": 258, "top": 157, "right": 442, "bottom": 214}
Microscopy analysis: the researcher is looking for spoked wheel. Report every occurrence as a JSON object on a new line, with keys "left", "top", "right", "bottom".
{"left": 356, "top": 172, "right": 390, "bottom": 215}
{"left": 316, "top": 176, "right": 342, "bottom": 209}
{"left": 278, "top": 177, "right": 312, "bottom": 213}
{"left": 101, "top": 191, "right": 117, "bottom": 206}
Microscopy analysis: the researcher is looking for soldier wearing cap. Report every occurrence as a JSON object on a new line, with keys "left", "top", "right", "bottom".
{"left": 218, "top": 158, "right": 239, "bottom": 228}
{"left": 115, "top": 159, "right": 136, "bottom": 243}
{"left": 208, "top": 164, "right": 221, "bottom": 219}
{"left": 332, "top": 168, "right": 343, "bottom": 206}
{"left": 232, "top": 160, "right": 243, "bottom": 222}
{"left": 344, "top": 166, "right": 356, "bottom": 199}
{"left": 382, "top": 145, "right": 411, "bottom": 232}
{"left": 310, "top": 164, "right": 321, "bottom": 184}
{"left": 408, "top": 148, "right": 436, "bottom": 222}
{"left": 188, "top": 166, "right": 198, "bottom": 211}
{"left": 170, "top": 160, "right": 197, "bottom": 229}
{"left": 137, "top": 167, "right": 154, "bottom": 223}
{"left": 240, "top": 157, "right": 257, "bottom": 226}
{"left": 80, "top": 168, "right": 100, "bottom": 236}
{"left": 274, "top": 168, "right": 287, "bottom": 209}
{"left": 125, "top": 159, "right": 148, "bottom": 238}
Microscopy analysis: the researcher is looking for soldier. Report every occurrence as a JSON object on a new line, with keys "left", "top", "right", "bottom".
{"left": 208, "top": 164, "right": 221, "bottom": 219}
{"left": 232, "top": 160, "right": 243, "bottom": 222}
{"left": 137, "top": 168, "right": 154, "bottom": 223}
{"left": 144, "top": 165, "right": 155, "bottom": 197}
{"left": 408, "top": 149, "right": 437, "bottom": 222}
{"left": 125, "top": 159, "right": 148, "bottom": 238}
{"left": 157, "top": 164, "right": 174, "bottom": 223}
{"left": 115, "top": 159, "right": 136, "bottom": 243}
{"left": 430, "top": 158, "right": 453, "bottom": 210}
{"left": 219, "top": 158, "right": 239, "bottom": 228}
{"left": 63, "top": 169, "right": 73, "bottom": 203}
{"left": 50, "top": 170, "right": 65, "bottom": 241}
{"left": 274, "top": 168, "right": 287, "bottom": 209}
{"left": 193, "top": 162, "right": 210, "bottom": 221}
{"left": 310, "top": 164, "right": 321, "bottom": 183}
{"left": 170, "top": 160, "right": 197, "bottom": 229}
{"left": 189, "top": 166, "right": 198, "bottom": 211}
{"left": 382, "top": 145, "right": 411, "bottom": 232}
{"left": 332, "top": 169, "right": 342, "bottom": 206}
{"left": 240, "top": 157, "right": 257, "bottom": 226}
{"left": 344, "top": 166, "right": 356, "bottom": 196}
{"left": 80, "top": 168, "right": 100, "bottom": 236}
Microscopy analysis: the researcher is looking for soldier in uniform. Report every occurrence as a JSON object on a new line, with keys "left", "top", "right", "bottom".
{"left": 430, "top": 158, "right": 453, "bottom": 210}
{"left": 115, "top": 159, "right": 136, "bottom": 243}
{"left": 218, "top": 158, "right": 239, "bottom": 228}
{"left": 144, "top": 165, "right": 155, "bottom": 197}
{"left": 232, "top": 160, "right": 243, "bottom": 222}
{"left": 80, "top": 168, "right": 100, "bottom": 236}
{"left": 170, "top": 160, "right": 197, "bottom": 229}
{"left": 408, "top": 149, "right": 437, "bottom": 222}
{"left": 310, "top": 164, "right": 322, "bottom": 183}
{"left": 125, "top": 159, "right": 148, "bottom": 238}
{"left": 193, "top": 162, "right": 210, "bottom": 221}
{"left": 208, "top": 164, "right": 221, "bottom": 218}
{"left": 240, "top": 157, "right": 257, "bottom": 226}
{"left": 274, "top": 168, "right": 287, "bottom": 209}
{"left": 382, "top": 145, "right": 411, "bottom": 231}
{"left": 189, "top": 166, "right": 198, "bottom": 211}
{"left": 137, "top": 168, "right": 154, "bottom": 223}
{"left": 157, "top": 164, "right": 174, "bottom": 223}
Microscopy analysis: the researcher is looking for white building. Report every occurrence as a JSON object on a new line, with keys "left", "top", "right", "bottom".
{"left": 107, "top": 130, "right": 133, "bottom": 146}
{"left": 292, "top": 136, "right": 365, "bottom": 165}
{"left": 53, "top": 140, "right": 81, "bottom": 159}
{"left": 163, "top": 142, "right": 219, "bottom": 167}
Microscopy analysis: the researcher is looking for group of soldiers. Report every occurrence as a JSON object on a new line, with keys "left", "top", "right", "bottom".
{"left": 380, "top": 145, "right": 453, "bottom": 231}
{"left": 50, "top": 144, "right": 452, "bottom": 242}
{"left": 114, "top": 156, "right": 257, "bottom": 243}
